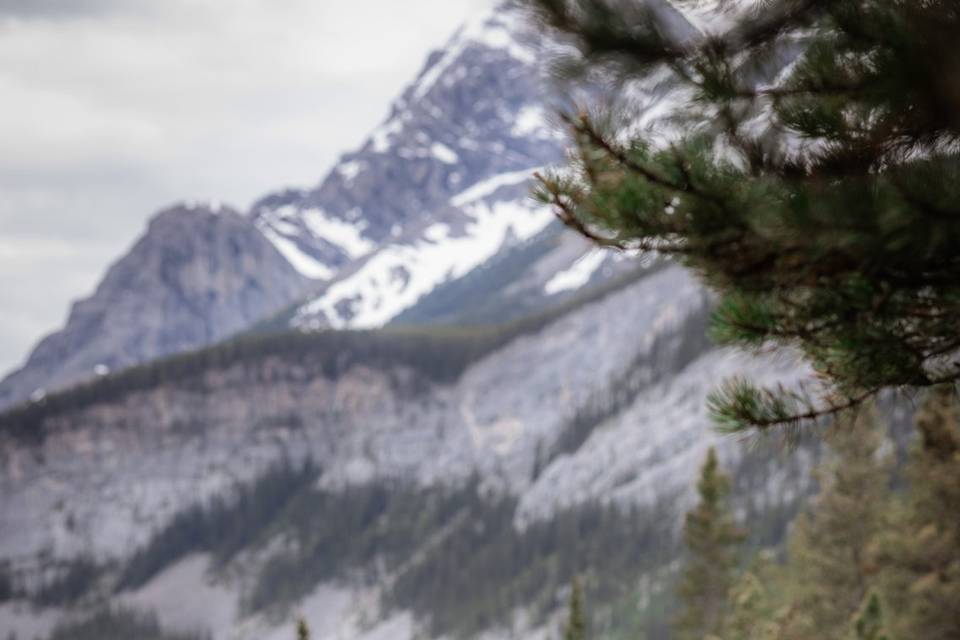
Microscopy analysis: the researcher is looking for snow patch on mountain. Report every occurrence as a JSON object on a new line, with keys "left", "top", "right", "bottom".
{"left": 338, "top": 160, "right": 364, "bottom": 181}
{"left": 544, "top": 249, "right": 608, "bottom": 295}
{"left": 301, "top": 208, "right": 375, "bottom": 260}
{"left": 293, "top": 197, "right": 553, "bottom": 329}
{"left": 512, "top": 105, "right": 553, "bottom": 138}
{"left": 371, "top": 117, "right": 406, "bottom": 154}
{"left": 430, "top": 142, "right": 459, "bottom": 164}
{"left": 254, "top": 0, "right": 572, "bottom": 332}
{"left": 257, "top": 225, "right": 334, "bottom": 280}
{"left": 450, "top": 168, "right": 541, "bottom": 207}
{"left": 254, "top": 199, "right": 378, "bottom": 277}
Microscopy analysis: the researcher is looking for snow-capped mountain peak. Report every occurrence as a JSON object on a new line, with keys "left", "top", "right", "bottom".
{"left": 254, "top": 1, "right": 568, "bottom": 330}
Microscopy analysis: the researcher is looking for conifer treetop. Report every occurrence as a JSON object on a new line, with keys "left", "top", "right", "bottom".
{"left": 676, "top": 447, "right": 745, "bottom": 639}
{"left": 563, "top": 576, "right": 587, "bottom": 640}
{"left": 296, "top": 618, "right": 310, "bottom": 640}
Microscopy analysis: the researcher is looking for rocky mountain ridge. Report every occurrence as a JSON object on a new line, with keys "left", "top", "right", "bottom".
{"left": 0, "top": 204, "right": 309, "bottom": 412}
{"left": 0, "top": 2, "right": 609, "bottom": 412}
{"left": 250, "top": 6, "right": 574, "bottom": 331}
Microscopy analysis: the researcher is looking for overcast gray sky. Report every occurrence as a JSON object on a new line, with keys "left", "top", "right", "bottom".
{"left": 0, "top": 0, "right": 492, "bottom": 376}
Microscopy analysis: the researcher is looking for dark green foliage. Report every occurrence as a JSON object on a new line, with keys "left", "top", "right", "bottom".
{"left": 0, "top": 562, "right": 14, "bottom": 603}
{"left": 386, "top": 492, "right": 673, "bottom": 638}
{"left": 241, "top": 474, "right": 674, "bottom": 638}
{"left": 780, "top": 409, "right": 893, "bottom": 638}
{"left": 880, "top": 386, "right": 960, "bottom": 639}
{"left": 851, "top": 592, "right": 889, "bottom": 640}
{"left": 675, "top": 448, "right": 745, "bottom": 640}
{"left": 527, "top": 0, "right": 960, "bottom": 432}
{"left": 45, "top": 607, "right": 209, "bottom": 640}
{"left": 563, "top": 577, "right": 587, "bottom": 640}
{"left": 0, "top": 264, "right": 650, "bottom": 446}
{"left": 707, "top": 394, "right": 960, "bottom": 638}
{"left": 245, "top": 479, "right": 472, "bottom": 612}
{"left": 33, "top": 556, "right": 101, "bottom": 607}
{"left": 117, "top": 458, "right": 318, "bottom": 592}
{"left": 0, "top": 329, "right": 499, "bottom": 445}
{"left": 296, "top": 618, "right": 310, "bottom": 640}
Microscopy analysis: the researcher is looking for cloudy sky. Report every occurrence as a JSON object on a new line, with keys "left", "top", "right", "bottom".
{"left": 0, "top": 0, "right": 492, "bottom": 376}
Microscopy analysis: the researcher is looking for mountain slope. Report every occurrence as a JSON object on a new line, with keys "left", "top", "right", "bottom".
{"left": 0, "top": 2, "right": 585, "bottom": 410}
{"left": 0, "top": 204, "right": 309, "bottom": 410}
{"left": 0, "top": 264, "right": 815, "bottom": 640}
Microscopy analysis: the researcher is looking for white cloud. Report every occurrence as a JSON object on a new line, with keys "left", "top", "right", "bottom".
{"left": 0, "top": 0, "right": 493, "bottom": 375}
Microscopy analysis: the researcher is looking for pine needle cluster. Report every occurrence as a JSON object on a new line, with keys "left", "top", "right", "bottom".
{"left": 526, "top": 0, "right": 960, "bottom": 433}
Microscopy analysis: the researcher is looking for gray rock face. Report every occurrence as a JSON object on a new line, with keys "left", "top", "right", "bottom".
{"left": 253, "top": 5, "right": 562, "bottom": 247}
{"left": 0, "top": 204, "right": 309, "bottom": 410}
{"left": 250, "top": 4, "right": 603, "bottom": 332}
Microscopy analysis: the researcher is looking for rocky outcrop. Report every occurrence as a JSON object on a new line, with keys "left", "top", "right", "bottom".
{"left": 0, "top": 204, "right": 309, "bottom": 410}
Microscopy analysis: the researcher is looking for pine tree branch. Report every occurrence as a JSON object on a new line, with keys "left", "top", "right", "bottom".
{"left": 714, "top": 368, "right": 960, "bottom": 433}
{"left": 534, "top": 171, "right": 685, "bottom": 252}
{"left": 564, "top": 113, "right": 733, "bottom": 212}
{"left": 711, "top": 382, "right": 881, "bottom": 434}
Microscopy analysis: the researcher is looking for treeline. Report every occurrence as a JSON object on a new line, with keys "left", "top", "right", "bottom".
{"left": 674, "top": 387, "right": 960, "bottom": 640}
{"left": 387, "top": 492, "right": 675, "bottom": 637}
{"left": 0, "top": 329, "right": 503, "bottom": 445}
{"left": 251, "top": 475, "right": 676, "bottom": 638}
{"left": 0, "top": 265, "right": 652, "bottom": 446}
{"left": 0, "top": 561, "right": 14, "bottom": 603}
{"left": 18, "top": 460, "right": 319, "bottom": 609}
{"left": 116, "top": 458, "right": 319, "bottom": 592}
{"left": 246, "top": 478, "right": 476, "bottom": 612}
{"left": 41, "top": 607, "right": 209, "bottom": 640}
{"left": 80, "top": 455, "right": 681, "bottom": 639}
{"left": 33, "top": 556, "right": 101, "bottom": 607}
{"left": 0, "top": 556, "right": 106, "bottom": 610}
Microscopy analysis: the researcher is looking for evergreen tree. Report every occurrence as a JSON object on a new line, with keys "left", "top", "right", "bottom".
{"left": 880, "top": 386, "right": 960, "bottom": 639}
{"left": 778, "top": 409, "right": 892, "bottom": 639}
{"left": 563, "top": 576, "right": 586, "bottom": 640}
{"left": 721, "top": 561, "right": 791, "bottom": 640}
{"left": 675, "top": 448, "right": 745, "bottom": 640}
{"left": 849, "top": 592, "right": 889, "bottom": 640}
{"left": 296, "top": 618, "right": 310, "bottom": 640}
{"left": 526, "top": 0, "right": 960, "bottom": 432}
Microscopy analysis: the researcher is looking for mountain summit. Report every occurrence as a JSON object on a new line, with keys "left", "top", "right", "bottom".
{"left": 0, "top": 203, "right": 308, "bottom": 409}
{"left": 0, "top": 3, "right": 585, "bottom": 410}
